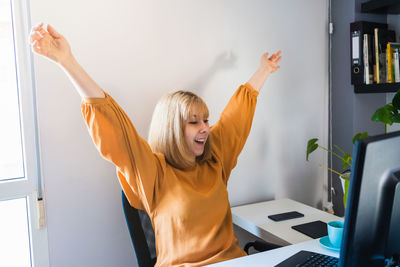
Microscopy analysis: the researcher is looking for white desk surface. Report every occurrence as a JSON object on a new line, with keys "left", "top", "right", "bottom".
{"left": 208, "top": 239, "right": 340, "bottom": 267}
{"left": 232, "top": 198, "right": 342, "bottom": 245}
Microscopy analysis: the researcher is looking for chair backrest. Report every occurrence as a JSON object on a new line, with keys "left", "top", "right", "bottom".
{"left": 121, "top": 191, "right": 157, "bottom": 267}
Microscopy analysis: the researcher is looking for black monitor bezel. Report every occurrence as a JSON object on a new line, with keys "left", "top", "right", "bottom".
{"left": 339, "top": 130, "right": 400, "bottom": 266}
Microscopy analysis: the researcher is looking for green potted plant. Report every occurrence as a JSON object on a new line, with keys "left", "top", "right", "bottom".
{"left": 306, "top": 89, "right": 400, "bottom": 208}
{"left": 370, "top": 90, "right": 400, "bottom": 132}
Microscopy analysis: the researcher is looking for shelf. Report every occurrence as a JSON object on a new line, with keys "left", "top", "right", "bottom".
{"left": 354, "top": 83, "right": 400, "bottom": 94}
{"left": 361, "top": 0, "right": 400, "bottom": 14}
{"left": 357, "top": 1, "right": 400, "bottom": 93}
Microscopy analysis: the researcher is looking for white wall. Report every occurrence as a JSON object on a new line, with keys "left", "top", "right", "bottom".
{"left": 30, "top": 0, "right": 328, "bottom": 266}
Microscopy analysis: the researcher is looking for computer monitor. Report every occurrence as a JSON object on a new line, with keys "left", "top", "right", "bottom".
{"left": 340, "top": 131, "right": 400, "bottom": 266}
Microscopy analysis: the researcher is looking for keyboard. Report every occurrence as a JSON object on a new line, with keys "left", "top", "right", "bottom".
{"left": 275, "top": 250, "right": 339, "bottom": 267}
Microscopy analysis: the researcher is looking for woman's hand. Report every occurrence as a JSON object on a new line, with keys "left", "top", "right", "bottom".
{"left": 260, "top": 50, "right": 282, "bottom": 75}
{"left": 29, "top": 22, "right": 104, "bottom": 98}
{"left": 30, "top": 23, "right": 72, "bottom": 66}
{"left": 247, "top": 50, "right": 282, "bottom": 92}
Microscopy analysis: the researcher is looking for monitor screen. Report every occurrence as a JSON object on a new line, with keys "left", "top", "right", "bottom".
{"left": 339, "top": 131, "right": 400, "bottom": 266}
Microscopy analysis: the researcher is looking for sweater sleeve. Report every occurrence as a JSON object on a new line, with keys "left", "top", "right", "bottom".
{"left": 210, "top": 83, "right": 259, "bottom": 184}
{"left": 81, "top": 93, "right": 163, "bottom": 211}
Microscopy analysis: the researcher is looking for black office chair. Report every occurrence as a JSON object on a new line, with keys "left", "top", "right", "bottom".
{"left": 121, "top": 191, "right": 157, "bottom": 267}
{"left": 122, "top": 191, "right": 281, "bottom": 266}
{"left": 243, "top": 240, "right": 282, "bottom": 254}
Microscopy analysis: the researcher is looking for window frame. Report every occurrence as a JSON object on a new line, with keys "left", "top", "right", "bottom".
{"left": 0, "top": 0, "right": 50, "bottom": 266}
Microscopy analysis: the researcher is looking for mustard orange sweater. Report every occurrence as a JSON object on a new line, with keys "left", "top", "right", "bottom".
{"left": 81, "top": 83, "right": 258, "bottom": 266}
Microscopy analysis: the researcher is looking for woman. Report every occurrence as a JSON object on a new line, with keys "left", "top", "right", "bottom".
{"left": 30, "top": 23, "right": 281, "bottom": 267}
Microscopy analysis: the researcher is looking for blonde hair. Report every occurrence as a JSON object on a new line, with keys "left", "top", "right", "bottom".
{"left": 148, "top": 90, "right": 212, "bottom": 169}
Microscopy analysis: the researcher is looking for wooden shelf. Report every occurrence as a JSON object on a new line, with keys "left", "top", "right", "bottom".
{"left": 354, "top": 83, "right": 400, "bottom": 94}
{"left": 361, "top": 0, "right": 400, "bottom": 14}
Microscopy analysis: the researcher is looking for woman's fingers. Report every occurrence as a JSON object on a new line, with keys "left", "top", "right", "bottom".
{"left": 273, "top": 55, "right": 282, "bottom": 63}
{"left": 262, "top": 51, "right": 281, "bottom": 64}
{"left": 47, "top": 24, "right": 61, "bottom": 38}
{"left": 29, "top": 23, "right": 67, "bottom": 62}
{"left": 30, "top": 23, "right": 44, "bottom": 38}
{"left": 37, "top": 27, "right": 47, "bottom": 37}
{"left": 31, "top": 39, "right": 46, "bottom": 56}
{"left": 30, "top": 31, "right": 43, "bottom": 44}
{"left": 269, "top": 51, "right": 281, "bottom": 62}
{"left": 269, "top": 53, "right": 282, "bottom": 69}
{"left": 30, "top": 23, "right": 55, "bottom": 45}
{"left": 31, "top": 40, "right": 41, "bottom": 53}
{"left": 29, "top": 29, "right": 53, "bottom": 56}
{"left": 32, "top": 22, "right": 44, "bottom": 31}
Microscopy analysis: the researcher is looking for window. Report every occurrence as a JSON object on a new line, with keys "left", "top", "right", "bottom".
{"left": 0, "top": 0, "right": 24, "bottom": 181}
{"left": 0, "top": 0, "right": 49, "bottom": 266}
{"left": 0, "top": 198, "right": 31, "bottom": 267}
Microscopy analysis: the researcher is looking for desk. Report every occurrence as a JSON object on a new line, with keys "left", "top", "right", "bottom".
{"left": 232, "top": 198, "right": 342, "bottom": 245}
{"left": 208, "top": 239, "right": 339, "bottom": 266}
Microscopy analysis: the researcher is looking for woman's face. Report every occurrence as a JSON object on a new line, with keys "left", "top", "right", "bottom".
{"left": 184, "top": 108, "right": 210, "bottom": 159}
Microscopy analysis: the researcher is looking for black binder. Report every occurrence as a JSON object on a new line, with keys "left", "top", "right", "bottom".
{"left": 350, "top": 21, "right": 387, "bottom": 85}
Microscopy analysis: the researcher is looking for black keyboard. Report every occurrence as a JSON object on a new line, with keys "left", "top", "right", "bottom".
{"left": 275, "top": 250, "right": 339, "bottom": 267}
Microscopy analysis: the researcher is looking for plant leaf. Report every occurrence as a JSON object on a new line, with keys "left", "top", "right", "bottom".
{"left": 391, "top": 112, "right": 400, "bottom": 123}
{"left": 306, "top": 138, "right": 319, "bottom": 161}
{"left": 342, "top": 153, "right": 352, "bottom": 169}
{"left": 371, "top": 104, "right": 393, "bottom": 125}
{"left": 352, "top": 132, "right": 369, "bottom": 144}
{"left": 392, "top": 89, "right": 400, "bottom": 110}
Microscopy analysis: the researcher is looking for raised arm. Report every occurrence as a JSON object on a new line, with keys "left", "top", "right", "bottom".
{"left": 29, "top": 23, "right": 104, "bottom": 98}
{"left": 247, "top": 51, "right": 281, "bottom": 92}
{"left": 210, "top": 51, "right": 282, "bottom": 182}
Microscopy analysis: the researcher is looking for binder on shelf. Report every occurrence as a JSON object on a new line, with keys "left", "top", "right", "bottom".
{"left": 394, "top": 48, "right": 400, "bottom": 83}
{"left": 386, "top": 43, "right": 400, "bottom": 83}
{"left": 374, "top": 28, "right": 380, "bottom": 83}
{"left": 363, "top": 34, "right": 372, "bottom": 84}
{"left": 374, "top": 28, "right": 395, "bottom": 83}
{"left": 350, "top": 21, "right": 388, "bottom": 85}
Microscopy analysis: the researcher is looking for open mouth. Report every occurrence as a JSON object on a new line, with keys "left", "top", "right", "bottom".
{"left": 194, "top": 138, "right": 206, "bottom": 144}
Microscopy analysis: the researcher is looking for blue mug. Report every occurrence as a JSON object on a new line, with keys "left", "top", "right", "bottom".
{"left": 327, "top": 221, "right": 344, "bottom": 248}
